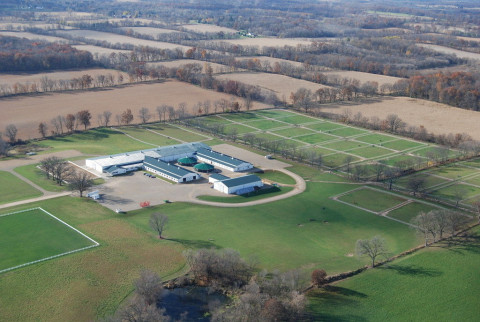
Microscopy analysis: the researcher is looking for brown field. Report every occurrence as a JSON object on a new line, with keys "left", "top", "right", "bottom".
{"left": 180, "top": 24, "right": 237, "bottom": 34}
{"left": 237, "top": 56, "right": 311, "bottom": 69}
{"left": 33, "top": 11, "right": 102, "bottom": 19}
{"left": 416, "top": 64, "right": 474, "bottom": 75}
{"left": 72, "top": 44, "right": 131, "bottom": 56}
{"left": 0, "top": 22, "right": 74, "bottom": 30}
{"left": 418, "top": 43, "right": 480, "bottom": 60}
{"left": 118, "top": 26, "right": 181, "bottom": 36}
{"left": 0, "top": 31, "right": 70, "bottom": 43}
{"left": 55, "top": 30, "right": 191, "bottom": 51}
{"left": 0, "top": 69, "right": 129, "bottom": 88}
{"left": 456, "top": 36, "right": 480, "bottom": 43}
{"left": 219, "top": 38, "right": 313, "bottom": 47}
{"left": 323, "top": 96, "right": 480, "bottom": 140}
{"left": 0, "top": 80, "right": 269, "bottom": 140}
{"left": 147, "top": 60, "right": 235, "bottom": 74}
{"left": 322, "top": 70, "right": 402, "bottom": 86}
{"left": 215, "top": 72, "right": 330, "bottom": 103}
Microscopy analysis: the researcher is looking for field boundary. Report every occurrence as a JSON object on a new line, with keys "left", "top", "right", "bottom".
{"left": 0, "top": 207, "right": 99, "bottom": 274}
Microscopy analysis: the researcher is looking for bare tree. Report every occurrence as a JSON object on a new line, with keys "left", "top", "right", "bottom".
{"left": 52, "top": 159, "right": 72, "bottom": 185}
{"left": 406, "top": 176, "right": 426, "bottom": 196}
{"left": 65, "top": 114, "right": 76, "bottom": 133}
{"left": 138, "top": 107, "right": 151, "bottom": 124}
{"left": 134, "top": 269, "right": 164, "bottom": 305}
{"left": 103, "top": 111, "right": 112, "bottom": 127}
{"left": 149, "top": 213, "right": 168, "bottom": 239}
{"left": 121, "top": 109, "right": 134, "bottom": 125}
{"left": 446, "top": 210, "right": 469, "bottom": 235}
{"left": 77, "top": 110, "right": 92, "bottom": 130}
{"left": 117, "top": 296, "right": 169, "bottom": 322}
{"left": 411, "top": 211, "right": 436, "bottom": 246}
{"left": 0, "top": 136, "right": 10, "bottom": 157}
{"left": 356, "top": 236, "right": 389, "bottom": 267}
{"left": 385, "top": 114, "right": 405, "bottom": 133}
{"left": 97, "top": 113, "right": 104, "bottom": 127}
{"left": 5, "top": 124, "right": 18, "bottom": 143}
{"left": 68, "top": 170, "right": 93, "bottom": 197}
{"left": 38, "top": 122, "right": 48, "bottom": 138}
{"left": 311, "top": 269, "right": 327, "bottom": 286}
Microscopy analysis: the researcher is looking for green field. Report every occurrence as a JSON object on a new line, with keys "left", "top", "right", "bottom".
{"left": 221, "top": 112, "right": 260, "bottom": 122}
{"left": 349, "top": 146, "right": 394, "bottom": 158}
{"left": 329, "top": 127, "right": 368, "bottom": 137}
{"left": 0, "top": 171, "right": 42, "bottom": 204}
{"left": 143, "top": 124, "right": 209, "bottom": 142}
{"left": 278, "top": 115, "right": 316, "bottom": 125}
{"left": 255, "top": 170, "right": 296, "bottom": 184}
{"left": 295, "top": 133, "right": 338, "bottom": 144}
{"left": 305, "top": 121, "right": 344, "bottom": 132}
{"left": 197, "top": 186, "right": 293, "bottom": 203}
{"left": 0, "top": 208, "right": 95, "bottom": 271}
{"left": 395, "top": 172, "right": 449, "bottom": 190}
{"left": 223, "top": 123, "right": 255, "bottom": 134}
{"left": 321, "top": 140, "right": 368, "bottom": 151}
{"left": 426, "top": 165, "right": 479, "bottom": 180}
{"left": 272, "top": 127, "right": 316, "bottom": 138}
{"left": 323, "top": 153, "right": 360, "bottom": 168}
{"left": 356, "top": 133, "right": 396, "bottom": 145}
{"left": 338, "top": 188, "right": 408, "bottom": 213}
{"left": 118, "top": 127, "right": 180, "bottom": 146}
{"left": 247, "top": 119, "right": 287, "bottom": 130}
{"left": 381, "top": 139, "right": 426, "bottom": 151}
{"left": 386, "top": 201, "right": 441, "bottom": 223}
{"left": 308, "top": 227, "right": 480, "bottom": 321}
{"left": 430, "top": 183, "right": 480, "bottom": 202}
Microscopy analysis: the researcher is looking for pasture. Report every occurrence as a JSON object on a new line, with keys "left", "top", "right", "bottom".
{"left": 147, "top": 59, "right": 232, "bottom": 74}
{"left": 308, "top": 227, "right": 480, "bottom": 321}
{"left": 180, "top": 24, "right": 238, "bottom": 34}
{"left": 322, "top": 70, "right": 402, "bottom": 86}
{"left": 0, "top": 171, "right": 42, "bottom": 204}
{"left": 118, "top": 26, "right": 180, "bottom": 36}
{"left": 0, "top": 207, "right": 97, "bottom": 272}
{"left": 417, "top": 43, "right": 480, "bottom": 60}
{"left": 0, "top": 80, "right": 268, "bottom": 140}
{"left": 0, "top": 31, "right": 70, "bottom": 43}
{"left": 71, "top": 44, "right": 131, "bottom": 56}
{"left": 218, "top": 37, "right": 314, "bottom": 47}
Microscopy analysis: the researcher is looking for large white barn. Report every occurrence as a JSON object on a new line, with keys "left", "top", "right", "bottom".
{"left": 196, "top": 148, "right": 253, "bottom": 172}
{"left": 143, "top": 156, "right": 200, "bottom": 183}
{"left": 213, "top": 175, "right": 263, "bottom": 194}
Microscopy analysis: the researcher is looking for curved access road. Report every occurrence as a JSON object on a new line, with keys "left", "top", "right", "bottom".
{"left": 189, "top": 168, "right": 306, "bottom": 208}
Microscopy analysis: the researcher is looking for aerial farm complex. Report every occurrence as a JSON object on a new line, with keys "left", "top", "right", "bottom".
{"left": 85, "top": 142, "right": 261, "bottom": 194}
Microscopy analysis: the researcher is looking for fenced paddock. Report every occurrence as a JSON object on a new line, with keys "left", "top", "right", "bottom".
{"left": 0, "top": 207, "right": 99, "bottom": 274}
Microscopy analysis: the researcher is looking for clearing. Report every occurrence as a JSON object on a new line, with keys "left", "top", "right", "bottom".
{"left": 118, "top": 26, "right": 181, "bottom": 36}
{"left": 0, "top": 31, "right": 70, "bottom": 43}
{"left": 147, "top": 60, "right": 233, "bottom": 74}
{"left": 417, "top": 43, "right": 480, "bottom": 60}
{"left": 217, "top": 37, "right": 313, "bottom": 47}
{"left": 0, "top": 171, "right": 42, "bottom": 204}
{"left": 180, "top": 24, "right": 237, "bottom": 34}
{"left": 322, "top": 70, "right": 402, "bottom": 86}
{"left": 71, "top": 44, "right": 131, "bottom": 56}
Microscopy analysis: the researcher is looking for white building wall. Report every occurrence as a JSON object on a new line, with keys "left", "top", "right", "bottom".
{"left": 159, "top": 152, "right": 196, "bottom": 163}
{"left": 144, "top": 165, "right": 200, "bottom": 183}
{"left": 213, "top": 180, "right": 263, "bottom": 194}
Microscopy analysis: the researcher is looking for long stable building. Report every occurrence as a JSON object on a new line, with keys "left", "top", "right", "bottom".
{"left": 213, "top": 175, "right": 263, "bottom": 194}
{"left": 196, "top": 148, "right": 253, "bottom": 172}
{"left": 143, "top": 156, "right": 200, "bottom": 183}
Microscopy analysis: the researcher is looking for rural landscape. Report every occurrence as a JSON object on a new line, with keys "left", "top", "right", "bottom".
{"left": 1, "top": 0, "right": 480, "bottom": 321}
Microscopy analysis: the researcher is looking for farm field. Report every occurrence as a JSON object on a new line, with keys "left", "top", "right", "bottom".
{"left": 337, "top": 187, "right": 407, "bottom": 213}
{"left": 215, "top": 72, "right": 330, "bottom": 103}
{"left": 0, "top": 80, "right": 268, "bottom": 140}
{"left": 0, "top": 30, "right": 70, "bottom": 43}
{"left": 323, "top": 96, "right": 480, "bottom": 140}
{"left": 0, "top": 22, "right": 75, "bottom": 30}
{"left": 238, "top": 56, "right": 313, "bottom": 69}
{"left": 0, "top": 171, "right": 42, "bottom": 204}
{"left": 0, "top": 208, "right": 96, "bottom": 271}
{"left": 417, "top": 43, "right": 480, "bottom": 60}
{"left": 308, "top": 228, "right": 480, "bottom": 321}
{"left": 54, "top": 29, "right": 191, "bottom": 51}
{"left": 0, "top": 68, "right": 129, "bottom": 88}
{"left": 118, "top": 26, "right": 180, "bottom": 36}
{"left": 322, "top": 70, "right": 402, "bottom": 86}
{"left": 217, "top": 37, "right": 313, "bottom": 47}
{"left": 385, "top": 201, "right": 442, "bottom": 223}
{"left": 147, "top": 59, "right": 233, "bottom": 74}
{"left": 180, "top": 24, "right": 237, "bottom": 34}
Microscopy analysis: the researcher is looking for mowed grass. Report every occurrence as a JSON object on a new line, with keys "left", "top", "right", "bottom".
{"left": 36, "top": 128, "right": 151, "bottom": 155}
{"left": 295, "top": 133, "right": 337, "bottom": 144}
{"left": 381, "top": 139, "right": 426, "bottom": 151}
{"left": 196, "top": 186, "right": 293, "bottom": 203}
{"left": 126, "top": 181, "right": 419, "bottom": 274}
{"left": 248, "top": 119, "right": 289, "bottom": 130}
{"left": 386, "top": 201, "right": 441, "bottom": 223}
{"left": 0, "top": 171, "right": 42, "bottom": 204}
{"left": 338, "top": 188, "right": 407, "bottom": 213}
{"left": 321, "top": 140, "right": 368, "bottom": 151}
{"left": 0, "top": 208, "right": 95, "bottom": 271}
{"left": 14, "top": 164, "right": 67, "bottom": 192}
{"left": 430, "top": 183, "right": 480, "bottom": 202}
{"left": 348, "top": 146, "right": 394, "bottom": 159}
{"left": 323, "top": 153, "right": 360, "bottom": 168}
{"left": 305, "top": 121, "right": 345, "bottom": 132}
{"left": 355, "top": 133, "right": 396, "bottom": 145}
{"left": 0, "top": 197, "right": 185, "bottom": 321}
{"left": 271, "top": 127, "right": 316, "bottom": 138}
{"left": 256, "top": 170, "right": 296, "bottom": 184}
{"left": 426, "top": 165, "right": 480, "bottom": 180}
{"left": 143, "top": 124, "right": 209, "bottom": 142}
{"left": 329, "top": 127, "right": 368, "bottom": 137}
{"left": 278, "top": 115, "right": 316, "bottom": 125}
{"left": 307, "top": 228, "right": 480, "bottom": 321}
{"left": 254, "top": 109, "right": 293, "bottom": 118}
{"left": 118, "top": 127, "right": 180, "bottom": 146}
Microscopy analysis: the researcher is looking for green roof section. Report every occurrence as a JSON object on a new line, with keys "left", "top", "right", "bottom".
{"left": 178, "top": 157, "right": 197, "bottom": 165}
{"left": 220, "top": 175, "right": 262, "bottom": 188}
{"left": 194, "top": 163, "right": 215, "bottom": 172}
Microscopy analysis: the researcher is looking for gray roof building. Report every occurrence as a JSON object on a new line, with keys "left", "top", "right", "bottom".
{"left": 220, "top": 175, "right": 262, "bottom": 188}
{"left": 196, "top": 148, "right": 252, "bottom": 170}
{"left": 144, "top": 156, "right": 196, "bottom": 180}
{"left": 209, "top": 173, "right": 230, "bottom": 181}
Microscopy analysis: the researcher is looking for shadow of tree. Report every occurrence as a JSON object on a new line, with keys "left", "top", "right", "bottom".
{"left": 380, "top": 264, "right": 442, "bottom": 277}
{"left": 434, "top": 233, "right": 480, "bottom": 255}
{"left": 168, "top": 238, "right": 220, "bottom": 249}
{"left": 323, "top": 285, "right": 368, "bottom": 298}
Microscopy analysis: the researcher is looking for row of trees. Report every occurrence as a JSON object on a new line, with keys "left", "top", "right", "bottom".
{"left": 40, "top": 156, "right": 93, "bottom": 196}
{"left": 412, "top": 210, "right": 470, "bottom": 246}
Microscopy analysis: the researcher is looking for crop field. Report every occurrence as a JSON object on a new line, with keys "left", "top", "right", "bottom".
{"left": 71, "top": 44, "right": 131, "bottom": 56}
{"left": 0, "top": 80, "right": 268, "bottom": 140}
{"left": 308, "top": 227, "right": 480, "bottom": 321}
{"left": 217, "top": 37, "right": 314, "bottom": 47}
{"left": 417, "top": 43, "right": 480, "bottom": 60}
{"left": 323, "top": 96, "right": 480, "bottom": 141}
{"left": 0, "top": 207, "right": 98, "bottom": 272}
{"left": 238, "top": 56, "right": 313, "bottom": 69}
{"left": 118, "top": 26, "right": 180, "bottom": 36}
{"left": 180, "top": 24, "right": 238, "bottom": 34}
{"left": 194, "top": 109, "right": 442, "bottom": 169}
{"left": 215, "top": 72, "right": 330, "bottom": 103}
{"left": 0, "top": 171, "right": 42, "bottom": 204}
{"left": 0, "top": 68, "right": 129, "bottom": 88}
{"left": 322, "top": 70, "right": 402, "bottom": 86}
{"left": 54, "top": 30, "right": 191, "bottom": 51}
{"left": 0, "top": 31, "right": 70, "bottom": 43}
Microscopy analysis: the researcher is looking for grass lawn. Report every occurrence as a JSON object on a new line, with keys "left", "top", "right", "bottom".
{"left": 329, "top": 127, "right": 369, "bottom": 137}
{"left": 321, "top": 140, "right": 368, "bottom": 151}
{"left": 338, "top": 188, "right": 408, "bottom": 213}
{"left": 412, "top": 146, "right": 463, "bottom": 159}
{"left": 118, "top": 127, "right": 180, "bottom": 146}
{"left": 143, "top": 124, "right": 209, "bottom": 142}
{"left": 463, "top": 175, "right": 480, "bottom": 187}
{"left": 348, "top": 146, "right": 395, "bottom": 159}
{"left": 256, "top": 170, "right": 296, "bottom": 184}
{"left": 221, "top": 112, "right": 261, "bottom": 122}
{"left": 381, "top": 139, "right": 426, "bottom": 151}
{"left": 254, "top": 109, "right": 293, "bottom": 118}
{"left": 355, "top": 133, "right": 396, "bottom": 145}
{"left": 395, "top": 173, "right": 449, "bottom": 190}
{"left": 380, "top": 154, "right": 426, "bottom": 167}
{"left": 0, "top": 208, "right": 95, "bottom": 271}
{"left": 277, "top": 115, "right": 316, "bottom": 125}
{"left": 196, "top": 186, "right": 293, "bottom": 203}
{"left": 295, "top": 133, "right": 338, "bottom": 144}
{"left": 249, "top": 132, "right": 285, "bottom": 141}
{"left": 198, "top": 115, "right": 232, "bottom": 125}
{"left": 307, "top": 228, "right": 480, "bottom": 321}
{"left": 247, "top": 119, "right": 287, "bottom": 130}
{"left": 0, "top": 197, "right": 185, "bottom": 321}
{"left": 0, "top": 171, "right": 42, "bottom": 204}
{"left": 386, "top": 201, "right": 441, "bottom": 223}
{"left": 35, "top": 128, "right": 151, "bottom": 155}
{"left": 272, "top": 127, "right": 316, "bottom": 138}
{"left": 430, "top": 183, "right": 480, "bottom": 202}
{"left": 323, "top": 153, "right": 360, "bottom": 168}
{"left": 426, "top": 165, "right": 480, "bottom": 180}
{"left": 223, "top": 123, "right": 256, "bottom": 134}
{"left": 305, "top": 122, "right": 345, "bottom": 132}
{"left": 461, "top": 157, "right": 480, "bottom": 168}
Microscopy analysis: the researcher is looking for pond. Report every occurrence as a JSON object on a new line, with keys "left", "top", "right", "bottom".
{"left": 159, "top": 287, "right": 229, "bottom": 321}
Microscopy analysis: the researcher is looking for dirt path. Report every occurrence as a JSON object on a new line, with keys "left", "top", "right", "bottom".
{"left": 0, "top": 192, "right": 72, "bottom": 210}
